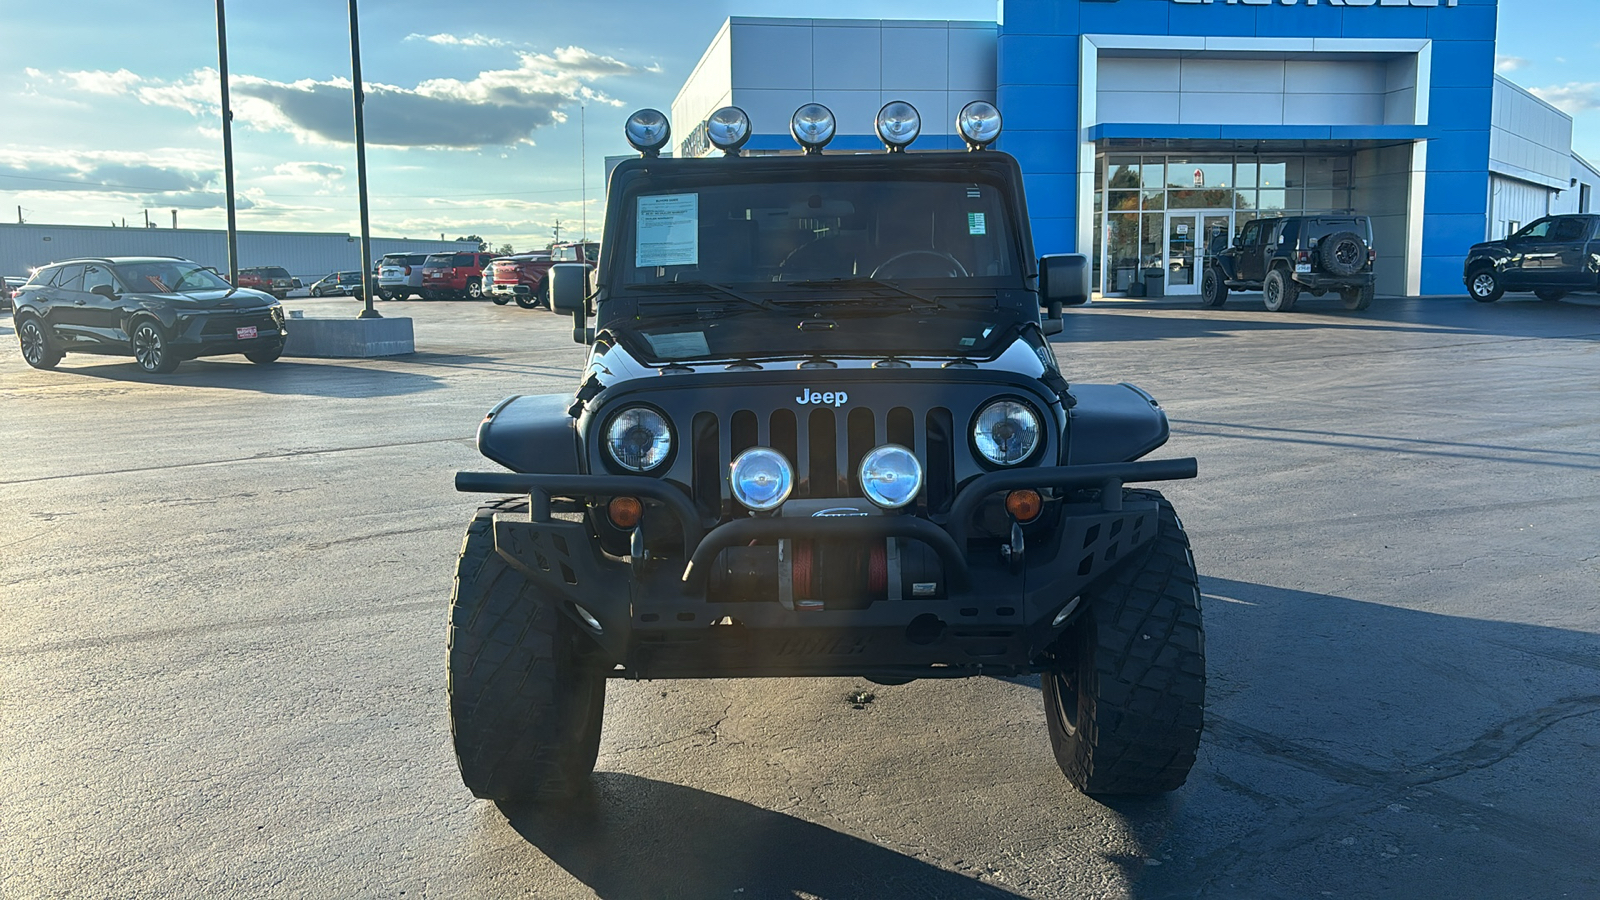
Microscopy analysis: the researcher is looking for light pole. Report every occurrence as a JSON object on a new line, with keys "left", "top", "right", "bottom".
{"left": 348, "top": 0, "right": 379, "bottom": 318}
{"left": 216, "top": 0, "right": 238, "bottom": 285}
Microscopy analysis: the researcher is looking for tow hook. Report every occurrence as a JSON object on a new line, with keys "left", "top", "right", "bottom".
{"left": 629, "top": 526, "right": 650, "bottom": 574}
{"left": 1001, "top": 520, "right": 1025, "bottom": 573}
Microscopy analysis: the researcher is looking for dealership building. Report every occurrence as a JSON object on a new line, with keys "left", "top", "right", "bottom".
{"left": 671, "top": 0, "right": 1598, "bottom": 298}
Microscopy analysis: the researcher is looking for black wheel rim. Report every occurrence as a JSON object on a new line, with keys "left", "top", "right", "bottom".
{"left": 133, "top": 325, "right": 163, "bottom": 370}
{"left": 1265, "top": 276, "right": 1280, "bottom": 308}
{"left": 1335, "top": 240, "right": 1360, "bottom": 266}
{"left": 20, "top": 321, "right": 45, "bottom": 364}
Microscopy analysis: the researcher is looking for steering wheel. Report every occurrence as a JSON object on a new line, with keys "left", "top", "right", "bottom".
{"left": 870, "top": 250, "right": 969, "bottom": 279}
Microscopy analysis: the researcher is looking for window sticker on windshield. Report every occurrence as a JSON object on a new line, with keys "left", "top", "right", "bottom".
{"left": 967, "top": 212, "right": 987, "bottom": 236}
{"left": 636, "top": 193, "right": 699, "bottom": 267}
{"left": 643, "top": 330, "right": 710, "bottom": 359}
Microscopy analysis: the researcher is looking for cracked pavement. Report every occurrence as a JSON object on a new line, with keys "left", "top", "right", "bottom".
{"left": 2, "top": 295, "right": 1597, "bottom": 899}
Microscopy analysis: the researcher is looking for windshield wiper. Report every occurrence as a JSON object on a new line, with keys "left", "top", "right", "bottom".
{"left": 623, "top": 280, "right": 778, "bottom": 312}
{"left": 786, "top": 278, "right": 948, "bottom": 310}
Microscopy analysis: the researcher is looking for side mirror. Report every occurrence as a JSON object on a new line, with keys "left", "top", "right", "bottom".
{"left": 91, "top": 284, "right": 117, "bottom": 299}
{"left": 1232, "top": 235, "right": 1243, "bottom": 249}
{"left": 548, "top": 263, "right": 591, "bottom": 344}
{"left": 1038, "top": 253, "right": 1090, "bottom": 306}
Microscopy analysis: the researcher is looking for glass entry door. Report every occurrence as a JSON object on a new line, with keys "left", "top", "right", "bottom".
{"left": 1164, "top": 211, "right": 1232, "bottom": 296}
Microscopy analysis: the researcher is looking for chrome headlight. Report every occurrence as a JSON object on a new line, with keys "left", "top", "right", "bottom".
{"left": 729, "top": 447, "right": 793, "bottom": 511}
{"left": 972, "top": 399, "right": 1040, "bottom": 466}
{"left": 875, "top": 100, "right": 921, "bottom": 152}
{"left": 605, "top": 406, "right": 673, "bottom": 472}
{"left": 706, "top": 106, "right": 752, "bottom": 155}
{"left": 957, "top": 100, "right": 1003, "bottom": 150}
{"left": 859, "top": 444, "right": 923, "bottom": 509}
{"left": 790, "top": 103, "right": 836, "bottom": 154}
{"left": 624, "top": 108, "right": 671, "bottom": 157}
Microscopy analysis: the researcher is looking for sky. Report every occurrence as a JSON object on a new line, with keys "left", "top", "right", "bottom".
{"left": 2, "top": 0, "right": 1596, "bottom": 253}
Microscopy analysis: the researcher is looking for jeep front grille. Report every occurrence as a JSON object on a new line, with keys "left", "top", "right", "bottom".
{"left": 689, "top": 406, "right": 956, "bottom": 519}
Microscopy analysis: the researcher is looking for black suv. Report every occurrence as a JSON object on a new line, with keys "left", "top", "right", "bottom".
{"left": 447, "top": 104, "right": 1206, "bottom": 805}
{"left": 1205, "top": 215, "right": 1376, "bottom": 311}
{"left": 12, "top": 256, "right": 286, "bottom": 374}
{"left": 1464, "top": 214, "right": 1599, "bottom": 303}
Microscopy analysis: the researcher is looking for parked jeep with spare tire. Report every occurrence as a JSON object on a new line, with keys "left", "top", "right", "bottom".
{"left": 1204, "top": 215, "right": 1376, "bottom": 311}
{"left": 449, "top": 102, "right": 1206, "bottom": 804}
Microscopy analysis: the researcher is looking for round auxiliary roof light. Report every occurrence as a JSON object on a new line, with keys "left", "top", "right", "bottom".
{"left": 624, "top": 108, "right": 671, "bottom": 157}
{"left": 706, "top": 106, "right": 752, "bottom": 156}
{"left": 875, "top": 100, "right": 921, "bottom": 152}
{"left": 790, "top": 103, "right": 836, "bottom": 155}
{"left": 957, "top": 100, "right": 1003, "bottom": 150}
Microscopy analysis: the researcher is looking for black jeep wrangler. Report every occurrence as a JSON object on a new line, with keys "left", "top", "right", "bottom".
{"left": 1204, "top": 215, "right": 1376, "bottom": 311}
{"left": 449, "top": 102, "right": 1206, "bottom": 804}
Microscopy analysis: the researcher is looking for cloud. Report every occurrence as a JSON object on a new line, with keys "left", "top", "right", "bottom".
{"left": 272, "top": 161, "right": 345, "bottom": 180}
{"left": 0, "top": 148, "right": 250, "bottom": 209}
{"left": 1529, "top": 82, "right": 1600, "bottom": 114}
{"left": 407, "top": 32, "right": 516, "bottom": 48}
{"left": 42, "top": 44, "right": 658, "bottom": 150}
{"left": 1494, "top": 55, "right": 1528, "bottom": 74}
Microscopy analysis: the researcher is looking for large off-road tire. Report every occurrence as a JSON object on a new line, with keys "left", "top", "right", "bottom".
{"left": 131, "top": 319, "right": 180, "bottom": 374}
{"left": 449, "top": 498, "right": 607, "bottom": 804}
{"left": 17, "top": 316, "right": 63, "bottom": 370}
{"left": 1043, "top": 489, "right": 1205, "bottom": 797}
{"left": 1341, "top": 284, "right": 1374, "bottom": 311}
{"left": 1468, "top": 268, "right": 1503, "bottom": 303}
{"left": 1262, "top": 267, "right": 1299, "bottom": 312}
{"left": 1318, "top": 231, "right": 1366, "bottom": 277}
{"left": 1199, "top": 267, "right": 1228, "bottom": 308}
{"left": 1534, "top": 288, "right": 1567, "bottom": 302}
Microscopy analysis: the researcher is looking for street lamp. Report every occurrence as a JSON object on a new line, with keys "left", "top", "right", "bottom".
{"left": 348, "top": 0, "right": 378, "bottom": 319}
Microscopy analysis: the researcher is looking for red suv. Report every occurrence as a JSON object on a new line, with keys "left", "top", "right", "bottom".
{"left": 236, "top": 266, "right": 296, "bottom": 300}
{"left": 420, "top": 251, "right": 496, "bottom": 300}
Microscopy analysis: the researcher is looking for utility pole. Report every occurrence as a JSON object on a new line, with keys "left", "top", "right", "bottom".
{"left": 348, "top": 0, "right": 379, "bottom": 318}
{"left": 172, "top": 209, "right": 178, "bottom": 229}
{"left": 144, "top": 209, "right": 150, "bottom": 228}
{"left": 585, "top": 104, "right": 592, "bottom": 241}
{"left": 552, "top": 218, "right": 563, "bottom": 245}
{"left": 216, "top": 0, "right": 239, "bottom": 285}
{"left": 16, "top": 206, "right": 22, "bottom": 225}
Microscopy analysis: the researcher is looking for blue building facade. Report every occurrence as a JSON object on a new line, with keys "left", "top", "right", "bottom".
{"left": 996, "top": 0, "right": 1498, "bottom": 296}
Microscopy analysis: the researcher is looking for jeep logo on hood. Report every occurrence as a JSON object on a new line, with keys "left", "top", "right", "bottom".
{"left": 796, "top": 388, "right": 848, "bottom": 407}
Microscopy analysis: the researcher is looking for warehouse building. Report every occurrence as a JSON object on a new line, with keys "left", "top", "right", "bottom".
{"left": 0, "top": 222, "right": 472, "bottom": 287}
{"left": 671, "top": 1, "right": 1595, "bottom": 298}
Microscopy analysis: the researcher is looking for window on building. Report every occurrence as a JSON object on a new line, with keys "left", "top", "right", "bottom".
{"left": 1581, "top": 183, "right": 1592, "bottom": 214}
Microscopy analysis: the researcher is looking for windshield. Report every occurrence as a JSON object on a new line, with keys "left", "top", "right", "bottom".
{"left": 113, "top": 262, "right": 232, "bottom": 293}
{"left": 618, "top": 178, "right": 1019, "bottom": 286}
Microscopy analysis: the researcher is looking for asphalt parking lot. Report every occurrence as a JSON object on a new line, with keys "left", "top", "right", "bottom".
{"left": 2, "top": 294, "right": 1597, "bottom": 899}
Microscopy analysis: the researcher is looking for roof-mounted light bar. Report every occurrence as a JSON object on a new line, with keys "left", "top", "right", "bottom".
{"left": 790, "top": 103, "right": 836, "bottom": 155}
{"left": 875, "top": 100, "right": 921, "bottom": 153}
{"left": 624, "top": 108, "right": 670, "bottom": 158}
{"left": 957, "top": 100, "right": 1003, "bottom": 151}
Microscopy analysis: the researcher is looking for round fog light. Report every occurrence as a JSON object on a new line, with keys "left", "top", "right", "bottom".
{"left": 790, "top": 103, "right": 836, "bottom": 154}
{"left": 706, "top": 106, "right": 751, "bottom": 155}
{"left": 624, "top": 108, "right": 671, "bottom": 157}
{"left": 730, "top": 447, "right": 793, "bottom": 511}
{"left": 859, "top": 444, "right": 923, "bottom": 509}
{"left": 957, "top": 100, "right": 1003, "bottom": 150}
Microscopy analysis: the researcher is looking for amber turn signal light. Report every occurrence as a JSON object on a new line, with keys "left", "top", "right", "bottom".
{"left": 608, "top": 496, "right": 643, "bottom": 529}
{"left": 1005, "top": 489, "right": 1042, "bottom": 522}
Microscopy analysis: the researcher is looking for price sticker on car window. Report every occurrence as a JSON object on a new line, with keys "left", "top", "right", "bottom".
{"left": 636, "top": 193, "right": 699, "bottom": 267}
{"left": 967, "top": 212, "right": 987, "bottom": 236}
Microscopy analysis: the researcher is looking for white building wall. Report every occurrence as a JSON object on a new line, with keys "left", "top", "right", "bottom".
{"left": 1489, "top": 76, "right": 1573, "bottom": 190}
{"left": 1487, "top": 175, "right": 1552, "bottom": 239}
{"left": 1550, "top": 153, "right": 1600, "bottom": 216}
{"left": 1095, "top": 53, "right": 1420, "bottom": 127}
{"left": 671, "top": 17, "right": 997, "bottom": 152}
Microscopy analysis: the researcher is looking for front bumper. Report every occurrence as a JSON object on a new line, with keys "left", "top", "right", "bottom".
{"left": 168, "top": 310, "right": 286, "bottom": 357}
{"left": 456, "top": 458, "right": 1197, "bottom": 679}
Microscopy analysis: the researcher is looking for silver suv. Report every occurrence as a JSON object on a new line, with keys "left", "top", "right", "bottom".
{"left": 376, "top": 253, "right": 429, "bottom": 301}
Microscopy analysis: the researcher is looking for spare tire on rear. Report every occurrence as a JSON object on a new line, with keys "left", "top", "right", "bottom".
{"left": 1319, "top": 231, "right": 1366, "bottom": 277}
